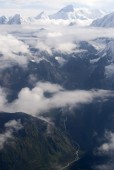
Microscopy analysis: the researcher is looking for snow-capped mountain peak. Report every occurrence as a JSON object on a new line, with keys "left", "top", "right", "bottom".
{"left": 8, "top": 14, "right": 28, "bottom": 24}
{"left": 91, "top": 12, "right": 114, "bottom": 27}
{"left": 0, "top": 5, "right": 107, "bottom": 25}
{"left": 59, "top": 5, "right": 74, "bottom": 13}
{"left": 36, "top": 11, "right": 49, "bottom": 20}
{"left": 0, "top": 16, "right": 9, "bottom": 24}
{"left": 49, "top": 5, "right": 75, "bottom": 20}
{"left": 49, "top": 5, "right": 106, "bottom": 20}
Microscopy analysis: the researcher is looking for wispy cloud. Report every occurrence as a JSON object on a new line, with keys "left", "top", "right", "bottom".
{"left": 0, "top": 120, "right": 23, "bottom": 150}
{"left": 95, "top": 131, "right": 114, "bottom": 170}
{"left": 98, "top": 131, "right": 114, "bottom": 154}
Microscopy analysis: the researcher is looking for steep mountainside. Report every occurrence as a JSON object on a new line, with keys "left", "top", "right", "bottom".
{"left": 91, "top": 12, "right": 114, "bottom": 27}
{"left": 0, "top": 31, "right": 114, "bottom": 170}
{"left": 7, "top": 14, "right": 29, "bottom": 24}
{"left": 0, "top": 112, "right": 76, "bottom": 170}
{"left": 49, "top": 5, "right": 105, "bottom": 20}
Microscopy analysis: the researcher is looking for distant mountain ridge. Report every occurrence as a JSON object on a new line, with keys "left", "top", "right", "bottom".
{"left": 0, "top": 14, "right": 31, "bottom": 25}
{"left": 0, "top": 5, "right": 106, "bottom": 25}
{"left": 49, "top": 5, "right": 105, "bottom": 20}
{"left": 8, "top": 14, "right": 30, "bottom": 24}
{"left": 91, "top": 12, "right": 114, "bottom": 27}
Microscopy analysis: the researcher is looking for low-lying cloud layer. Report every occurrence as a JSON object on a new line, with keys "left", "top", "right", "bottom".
{"left": 0, "top": 25, "right": 114, "bottom": 70}
{"left": 0, "top": 33, "right": 31, "bottom": 68}
{"left": 0, "top": 82, "right": 113, "bottom": 116}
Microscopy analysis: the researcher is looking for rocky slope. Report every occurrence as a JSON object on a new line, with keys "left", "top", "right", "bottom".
{"left": 0, "top": 112, "right": 76, "bottom": 170}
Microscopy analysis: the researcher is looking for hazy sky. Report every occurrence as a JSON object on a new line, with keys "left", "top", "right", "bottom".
{"left": 0, "top": 0, "right": 113, "bottom": 17}
{"left": 0, "top": 0, "right": 114, "bottom": 13}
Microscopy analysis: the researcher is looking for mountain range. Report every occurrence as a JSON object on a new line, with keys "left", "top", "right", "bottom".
{"left": 1, "top": 35, "right": 114, "bottom": 169}
{"left": 0, "top": 5, "right": 106, "bottom": 26}
{"left": 1, "top": 5, "right": 114, "bottom": 27}
{"left": 0, "top": 4, "right": 114, "bottom": 170}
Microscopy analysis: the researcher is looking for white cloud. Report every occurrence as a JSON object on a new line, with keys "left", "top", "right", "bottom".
{"left": 0, "top": 25, "right": 114, "bottom": 71}
{"left": 0, "top": 34, "right": 31, "bottom": 68}
{"left": 56, "top": 42, "right": 76, "bottom": 53}
{"left": 1, "top": 26, "right": 114, "bottom": 56}
{"left": 95, "top": 131, "right": 114, "bottom": 170}
{"left": 98, "top": 131, "right": 114, "bottom": 153}
{"left": 47, "top": 32, "right": 62, "bottom": 37}
{"left": 0, "top": 82, "right": 112, "bottom": 116}
{"left": 32, "top": 26, "right": 114, "bottom": 55}
{"left": 0, "top": 34, "right": 28, "bottom": 54}
{"left": 35, "top": 41, "right": 52, "bottom": 55}
{"left": 0, "top": 26, "right": 114, "bottom": 69}
{"left": 0, "top": 119, "right": 23, "bottom": 150}
{"left": 5, "top": 119, "right": 23, "bottom": 131}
